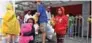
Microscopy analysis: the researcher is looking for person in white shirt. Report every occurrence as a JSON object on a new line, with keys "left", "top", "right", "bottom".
{"left": 46, "top": 6, "right": 51, "bottom": 24}
{"left": 24, "top": 10, "right": 33, "bottom": 23}
{"left": 46, "top": 6, "right": 54, "bottom": 41}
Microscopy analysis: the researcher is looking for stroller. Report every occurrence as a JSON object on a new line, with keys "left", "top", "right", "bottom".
{"left": 19, "top": 23, "right": 35, "bottom": 43}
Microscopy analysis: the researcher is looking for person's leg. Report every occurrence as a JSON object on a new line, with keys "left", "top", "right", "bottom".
{"left": 42, "top": 32, "right": 46, "bottom": 43}
{"left": 15, "top": 36, "right": 19, "bottom": 43}
{"left": 6, "top": 34, "right": 12, "bottom": 43}
{"left": 12, "top": 35, "right": 17, "bottom": 43}
{"left": 40, "top": 23, "right": 47, "bottom": 43}
{"left": 56, "top": 34, "right": 64, "bottom": 43}
{"left": 6, "top": 34, "right": 17, "bottom": 43}
{"left": 56, "top": 34, "right": 60, "bottom": 43}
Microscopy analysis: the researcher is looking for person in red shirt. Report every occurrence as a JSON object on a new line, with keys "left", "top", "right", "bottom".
{"left": 54, "top": 7, "right": 68, "bottom": 43}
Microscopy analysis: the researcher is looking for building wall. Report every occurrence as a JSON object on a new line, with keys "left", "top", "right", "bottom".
{"left": 51, "top": 4, "right": 82, "bottom": 15}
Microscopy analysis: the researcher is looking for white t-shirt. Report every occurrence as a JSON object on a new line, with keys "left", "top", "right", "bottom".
{"left": 46, "top": 11, "right": 51, "bottom": 24}
{"left": 24, "top": 14, "right": 33, "bottom": 23}
{"left": 46, "top": 11, "right": 51, "bottom": 20}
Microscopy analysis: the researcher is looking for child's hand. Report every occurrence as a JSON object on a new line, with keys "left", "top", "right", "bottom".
{"left": 51, "top": 18, "right": 55, "bottom": 26}
{"left": 36, "top": 12, "right": 40, "bottom": 16}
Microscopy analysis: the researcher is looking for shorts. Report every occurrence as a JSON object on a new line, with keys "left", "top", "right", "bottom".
{"left": 39, "top": 22, "right": 47, "bottom": 32}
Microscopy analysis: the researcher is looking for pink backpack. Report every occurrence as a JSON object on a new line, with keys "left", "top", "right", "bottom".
{"left": 19, "top": 23, "right": 34, "bottom": 43}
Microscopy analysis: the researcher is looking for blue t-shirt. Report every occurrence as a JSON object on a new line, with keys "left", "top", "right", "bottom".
{"left": 37, "top": 3, "right": 48, "bottom": 23}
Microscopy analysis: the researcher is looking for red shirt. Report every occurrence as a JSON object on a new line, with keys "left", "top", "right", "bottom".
{"left": 54, "top": 15, "right": 68, "bottom": 35}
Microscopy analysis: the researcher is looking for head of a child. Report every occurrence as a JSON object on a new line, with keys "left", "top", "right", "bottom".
{"left": 26, "top": 18, "right": 35, "bottom": 24}
{"left": 57, "top": 7, "right": 65, "bottom": 16}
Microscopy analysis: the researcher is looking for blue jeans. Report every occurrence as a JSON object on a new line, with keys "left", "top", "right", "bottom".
{"left": 68, "top": 25, "right": 73, "bottom": 36}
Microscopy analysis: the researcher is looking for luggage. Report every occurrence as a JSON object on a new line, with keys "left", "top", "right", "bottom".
{"left": 46, "top": 24, "right": 54, "bottom": 39}
{"left": 19, "top": 23, "right": 34, "bottom": 43}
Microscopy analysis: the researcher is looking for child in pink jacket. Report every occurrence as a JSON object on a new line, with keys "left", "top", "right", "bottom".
{"left": 19, "top": 18, "right": 35, "bottom": 43}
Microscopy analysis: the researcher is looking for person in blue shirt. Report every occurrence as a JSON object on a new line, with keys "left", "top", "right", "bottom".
{"left": 37, "top": 2, "right": 48, "bottom": 23}
{"left": 36, "top": 1, "right": 48, "bottom": 43}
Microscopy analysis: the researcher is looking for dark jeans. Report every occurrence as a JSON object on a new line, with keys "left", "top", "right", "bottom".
{"left": 56, "top": 34, "right": 65, "bottom": 43}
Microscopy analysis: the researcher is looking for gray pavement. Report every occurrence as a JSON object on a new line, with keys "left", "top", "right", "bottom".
{"left": 64, "top": 36, "right": 91, "bottom": 43}
{"left": 0, "top": 34, "right": 91, "bottom": 43}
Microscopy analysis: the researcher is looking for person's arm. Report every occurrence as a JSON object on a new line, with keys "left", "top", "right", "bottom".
{"left": 51, "top": 16, "right": 56, "bottom": 26}
{"left": 35, "top": 12, "right": 40, "bottom": 16}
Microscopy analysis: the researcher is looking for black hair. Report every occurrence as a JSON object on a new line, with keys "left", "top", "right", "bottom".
{"left": 68, "top": 13, "right": 74, "bottom": 16}
{"left": 26, "top": 18, "right": 35, "bottom": 24}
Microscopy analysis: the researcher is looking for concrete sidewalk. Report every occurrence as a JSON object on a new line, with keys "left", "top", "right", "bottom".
{"left": 0, "top": 34, "right": 91, "bottom": 43}
{"left": 64, "top": 36, "right": 91, "bottom": 43}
